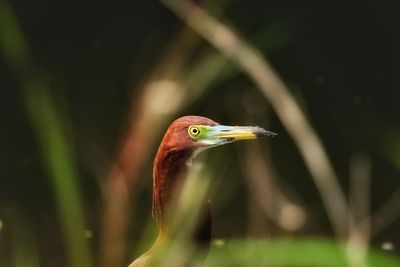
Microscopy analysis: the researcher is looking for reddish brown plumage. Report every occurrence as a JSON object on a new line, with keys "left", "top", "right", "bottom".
{"left": 130, "top": 116, "right": 276, "bottom": 266}
{"left": 152, "top": 116, "right": 218, "bottom": 228}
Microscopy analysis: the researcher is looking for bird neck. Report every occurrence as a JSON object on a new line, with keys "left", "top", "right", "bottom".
{"left": 152, "top": 146, "right": 192, "bottom": 230}
{"left": 152, "top": 144, "right": 212, "bottom": 248}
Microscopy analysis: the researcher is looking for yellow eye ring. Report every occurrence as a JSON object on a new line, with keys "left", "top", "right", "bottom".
{"left": 188, "top": 126, "right": 201, "bottom": 138}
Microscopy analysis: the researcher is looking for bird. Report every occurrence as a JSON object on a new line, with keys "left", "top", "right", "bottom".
{"left": 129, "top": 115, "right": 277, "bottom": 267}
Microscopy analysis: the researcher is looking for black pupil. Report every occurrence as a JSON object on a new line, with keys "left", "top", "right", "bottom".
{"left": 192, "top": 128, "right": 198, "bottom": 134}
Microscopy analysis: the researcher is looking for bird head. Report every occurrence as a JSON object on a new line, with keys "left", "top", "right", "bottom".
{"left": 152, "top": 115, "right": 277, "bottom": 235}
{"left": 161, "top": 115, "right": 277, "bottom": 152}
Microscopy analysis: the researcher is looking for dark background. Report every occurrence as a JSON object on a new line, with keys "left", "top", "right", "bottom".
{"left": 1, "top": 0, "right": 400, "bottom": 266}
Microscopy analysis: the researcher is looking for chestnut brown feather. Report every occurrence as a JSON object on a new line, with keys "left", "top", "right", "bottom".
{"left": 152, "top": 116, "right": 218, "bottom": 228}
{"left": 129, "top": 115, "right": 275, "bottom": 267}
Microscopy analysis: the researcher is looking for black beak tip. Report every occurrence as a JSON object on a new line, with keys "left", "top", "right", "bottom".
{"left": 255, "top": 128, "right": 278, "bottom": 137}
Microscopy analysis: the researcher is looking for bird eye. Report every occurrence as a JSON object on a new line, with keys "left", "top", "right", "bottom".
{"left": 188, "top": 126, "right": 201, "bottom": 138}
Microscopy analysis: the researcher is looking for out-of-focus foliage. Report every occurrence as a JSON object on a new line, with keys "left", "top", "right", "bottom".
{"left": 1, "top": 0, "right": 400, "bottom": 266}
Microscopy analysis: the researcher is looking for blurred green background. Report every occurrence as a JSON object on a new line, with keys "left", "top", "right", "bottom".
{"left": 1, "top": 0, "right": 400, "bottom": 266}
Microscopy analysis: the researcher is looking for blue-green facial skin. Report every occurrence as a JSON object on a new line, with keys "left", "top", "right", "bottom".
{"left": 188, "top": 125, "right": 214, "bottom": 141}
{"left": 188, "top": 124, "right": 275, "bottom": 146}
{"left": 188, "top": 125, "right": 236, "bottom": 146}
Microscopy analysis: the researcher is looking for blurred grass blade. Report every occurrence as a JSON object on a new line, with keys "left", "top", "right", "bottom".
{"left": 0, "top": 1, "right": 92, "bottom": 266}
{"left": 25, "top": 87, "right": 93, "bottom": 267}
{"left": 206, "top": 238, "right": 400, "bottom": 267}
{"left": 0, "top": 0, "right": 29, "bottom": 71}
{"left": 10, "top": 213, "right": 40, "bottom": 267}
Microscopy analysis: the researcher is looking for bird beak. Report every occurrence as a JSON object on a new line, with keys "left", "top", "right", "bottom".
{"left": 201, "top": 125, "right": 277, "bottom": 146}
